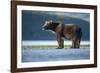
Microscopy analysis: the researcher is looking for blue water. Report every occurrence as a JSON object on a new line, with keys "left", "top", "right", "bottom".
{"left": 22, "top": 48, "right": 90, "bottom": 62}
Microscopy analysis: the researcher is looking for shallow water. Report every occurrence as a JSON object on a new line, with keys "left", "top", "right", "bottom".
{"left": 22, "top": 41, "right": 90, "bottom": 46}
{"left": 22, "top": 48, "right": 90, "bottom": 62}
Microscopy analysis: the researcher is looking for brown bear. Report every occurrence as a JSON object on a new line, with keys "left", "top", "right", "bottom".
{"left": 42, "top": 20, "right": 82, "bottom": 49}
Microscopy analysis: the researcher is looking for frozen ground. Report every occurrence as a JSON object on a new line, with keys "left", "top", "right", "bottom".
{"left": 22, "top": 48, "right": 90, "bottom": 62}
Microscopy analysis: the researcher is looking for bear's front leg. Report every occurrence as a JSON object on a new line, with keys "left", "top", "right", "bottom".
{"left": 56, "top": 34, "right": 64, "bottom": 49}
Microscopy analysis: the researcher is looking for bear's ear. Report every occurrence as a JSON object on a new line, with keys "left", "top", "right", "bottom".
{"left": 45, "top": 20, "right": 53, "bottom": 24}
{"left": 48, "top": 20, "right": 52, "bottom": 23}
{"left": 56, "top": 21, "right": 61, "bottom": 24}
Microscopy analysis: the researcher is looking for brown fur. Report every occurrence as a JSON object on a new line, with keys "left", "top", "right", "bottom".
{"left": 43, "top": 20, "right": 82, "bottom": 49}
